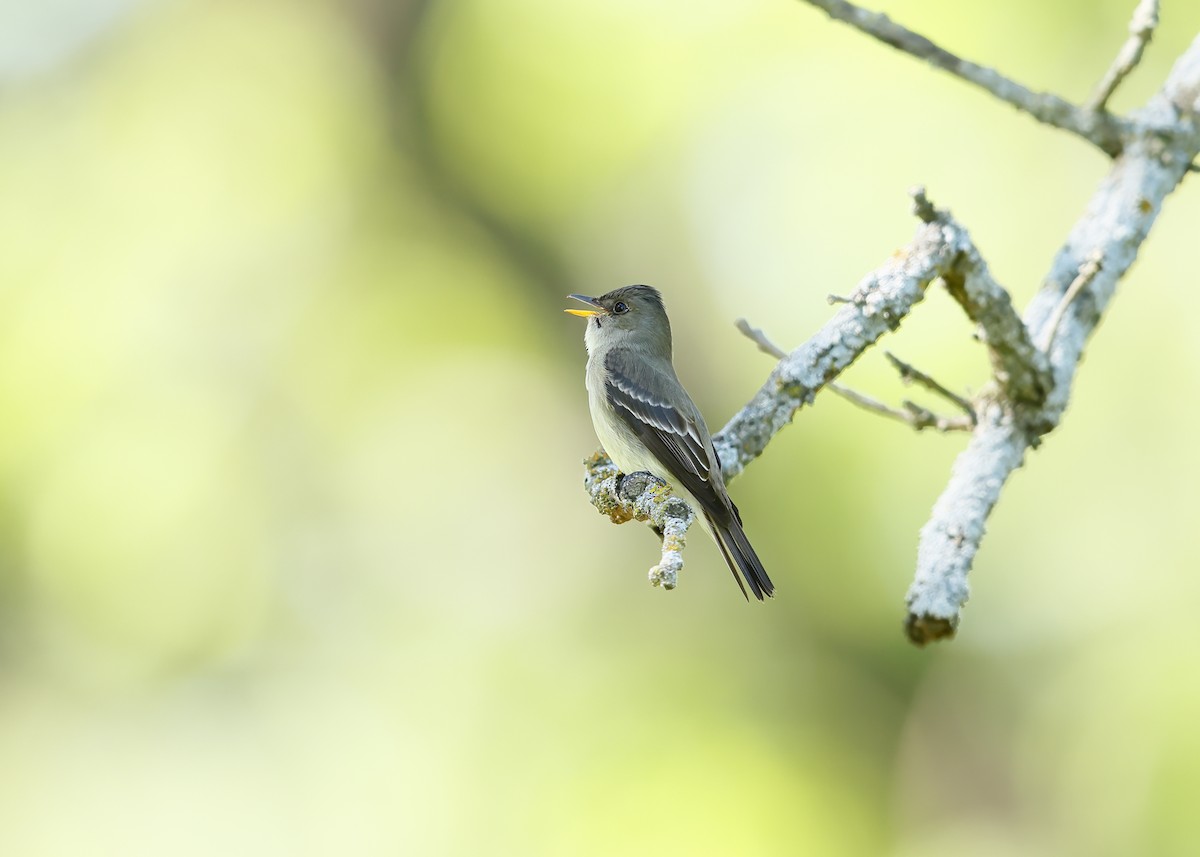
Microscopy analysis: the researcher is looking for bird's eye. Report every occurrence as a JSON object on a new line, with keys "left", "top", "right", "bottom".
{"left": 613, "top": 301, "right": 629, "bottom": 314}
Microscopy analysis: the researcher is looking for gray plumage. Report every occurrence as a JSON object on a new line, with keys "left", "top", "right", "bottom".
{"left": 568, "top": 285, "right": 774, "bottom": 600}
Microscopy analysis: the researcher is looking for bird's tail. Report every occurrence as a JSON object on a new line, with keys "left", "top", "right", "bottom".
{"left": 706, "top": 509, "right": 775, "bottom": 601}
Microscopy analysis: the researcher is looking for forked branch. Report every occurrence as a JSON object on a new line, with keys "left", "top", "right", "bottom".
{"left": 580, "top": 7, "right": 1200, "bottom": 644}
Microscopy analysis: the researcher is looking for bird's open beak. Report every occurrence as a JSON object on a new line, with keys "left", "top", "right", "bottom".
{"left": 564, "top": 294, "right": 604, "bottom": 318}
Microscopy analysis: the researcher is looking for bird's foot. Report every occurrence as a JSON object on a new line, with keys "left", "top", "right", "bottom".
{"left": 615, "top": 470, "right": 667, "bottom": 501}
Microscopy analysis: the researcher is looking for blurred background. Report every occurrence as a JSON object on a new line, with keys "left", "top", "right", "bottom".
{"left": 0, "top": 0, "right": 1198, "bottom": 854}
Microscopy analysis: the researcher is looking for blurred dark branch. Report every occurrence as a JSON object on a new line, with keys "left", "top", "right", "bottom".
{"left": 345, "top": 0, "right": 572, "bottom": 313}
{"left": 799, "top": 0, "right": 1130, "bottom": 156}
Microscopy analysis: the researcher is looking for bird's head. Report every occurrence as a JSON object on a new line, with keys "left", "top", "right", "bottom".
{"left": 565, "top": 285, "right": 672, "bottom": 356}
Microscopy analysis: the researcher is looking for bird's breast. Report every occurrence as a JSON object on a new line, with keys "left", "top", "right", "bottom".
{"left": 585, "top": 358, "right": 671, "bottom": 484}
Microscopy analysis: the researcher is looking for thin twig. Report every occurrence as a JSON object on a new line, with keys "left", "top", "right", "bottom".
{"left": 735, "top": 318, "right": 788, "bottom": 360}
{"left": 741, "top": 320, "right": 974, "bottom": 432}
{"left": 1037, "top": 251, "right": 1104, "bottom": 352}
{"left": 799, "top": 0, "right": 1129, "bottom": 157}
{"left": 829, "top": 383, "right": 972, "bottom": 432}
{"left": 1087, "top": 0, "right": 1160, "bottom": 112}
{"left": 884, "top": 351, "right": 975, "bottom": 417}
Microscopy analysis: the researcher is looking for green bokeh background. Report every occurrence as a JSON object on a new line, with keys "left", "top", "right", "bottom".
{"left": 1, "top": 1, "right": 1199, "bottom": 854}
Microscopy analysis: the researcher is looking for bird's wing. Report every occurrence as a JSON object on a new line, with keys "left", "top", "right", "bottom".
{"left": 605, "top": 348, "right": 773, "bottom": 601}
{"left": 603, "top": 348, "right": 729, "bottom": 520}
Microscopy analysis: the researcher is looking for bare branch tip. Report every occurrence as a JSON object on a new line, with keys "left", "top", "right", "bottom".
{"left": 1130, "top": 0, "right": 1160, "bottom": 35}
{"left": 649, "top": 563, "right": 679, "bottom": 590}
{"left": 1086, "top": 0, "right": 1161, "bottom": 112}
{"left": 736, "top": 317, "right": 789, "bottom": 360}
{"left": 905, "top": 612, "right": 958, "bottom": 646}
{"left": 830, "top": 383, "right": 971, "bottom": 433}
{"left": 908, "top": 186, "right": 938, "bottom": 223}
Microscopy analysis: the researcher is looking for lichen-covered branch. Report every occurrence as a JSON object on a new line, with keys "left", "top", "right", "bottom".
{"left": 582, "top": 453, "right": 695, "bottom": 590}
{"left": 799, "top": 0, "right": 1130, "bottom": 156}
{"left": 905, "top": 399, "right": 1027, "bottom": 643}
{"left": 713, "top": 189, "right": 983, "bottom": 482}
{"left": 906, "top": 34, "right": 1200, "bottom": 644}
{"left": 578, "top": 17, "right": 1200, "bottom": 638}
{"left": 939, "top": 242, "right": 1053, "bottom": 409}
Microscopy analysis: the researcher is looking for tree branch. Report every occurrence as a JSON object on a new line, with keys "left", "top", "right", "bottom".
{"left": 1087, "top": 0, "right": 1160, "bottom": 112}
{"left": 938, "top": 239, "right": 1053, "bottom": 409}
{"left": 906, "top": 399, "right": 1027, "bottom": 643}
{"left": 577, "top": 17, "right": 1200, "bottom": 639}
{"left": 799, "top": 0, "right": 1130, "bottom": 156}
{"left": 737, "top": 320, "right": 972, "bottom": 432}
{"left": 828, "top": 383, "right": 973, "bottom": 433}
{"left": 907, "top": 35, "right": 1200, "bottom": 643}
{"left": 582, "top": 454, "right": 696, "bottom": 590}
{"left": 710, "top": 189, "right": 985, "bottom": 482}
{"left": 734, "top": 318, "right": 788, "bottom": 360}
{"left": 884, "top": 351, "right": 975, "bottom": 417}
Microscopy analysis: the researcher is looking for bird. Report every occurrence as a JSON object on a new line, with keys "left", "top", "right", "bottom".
{"left": 566, "top": 285, "right": 774, "bottom": 600}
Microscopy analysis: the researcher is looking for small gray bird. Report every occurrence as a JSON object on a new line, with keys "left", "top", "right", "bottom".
{"left": 566, "top": 285, "right": 774, "bottom": 600}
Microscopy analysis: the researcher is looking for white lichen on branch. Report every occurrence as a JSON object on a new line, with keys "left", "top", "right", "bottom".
{"left": 906, "top": 400, "right": 1028, "bottom": 643}
{"left": 578, "top": 10, "right": 1200, "bottom": 644}
{"left": 582, "top": 452, "right": 695, "bottom": 590}
{"left": 906, "top": 34, "right": 1200, "bottom": 644}
{"left": 713, "top": 188, "right": 986, "bottom": 482}
{"left": 938, "top": 239, "right": 1052, "bottom": 410}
